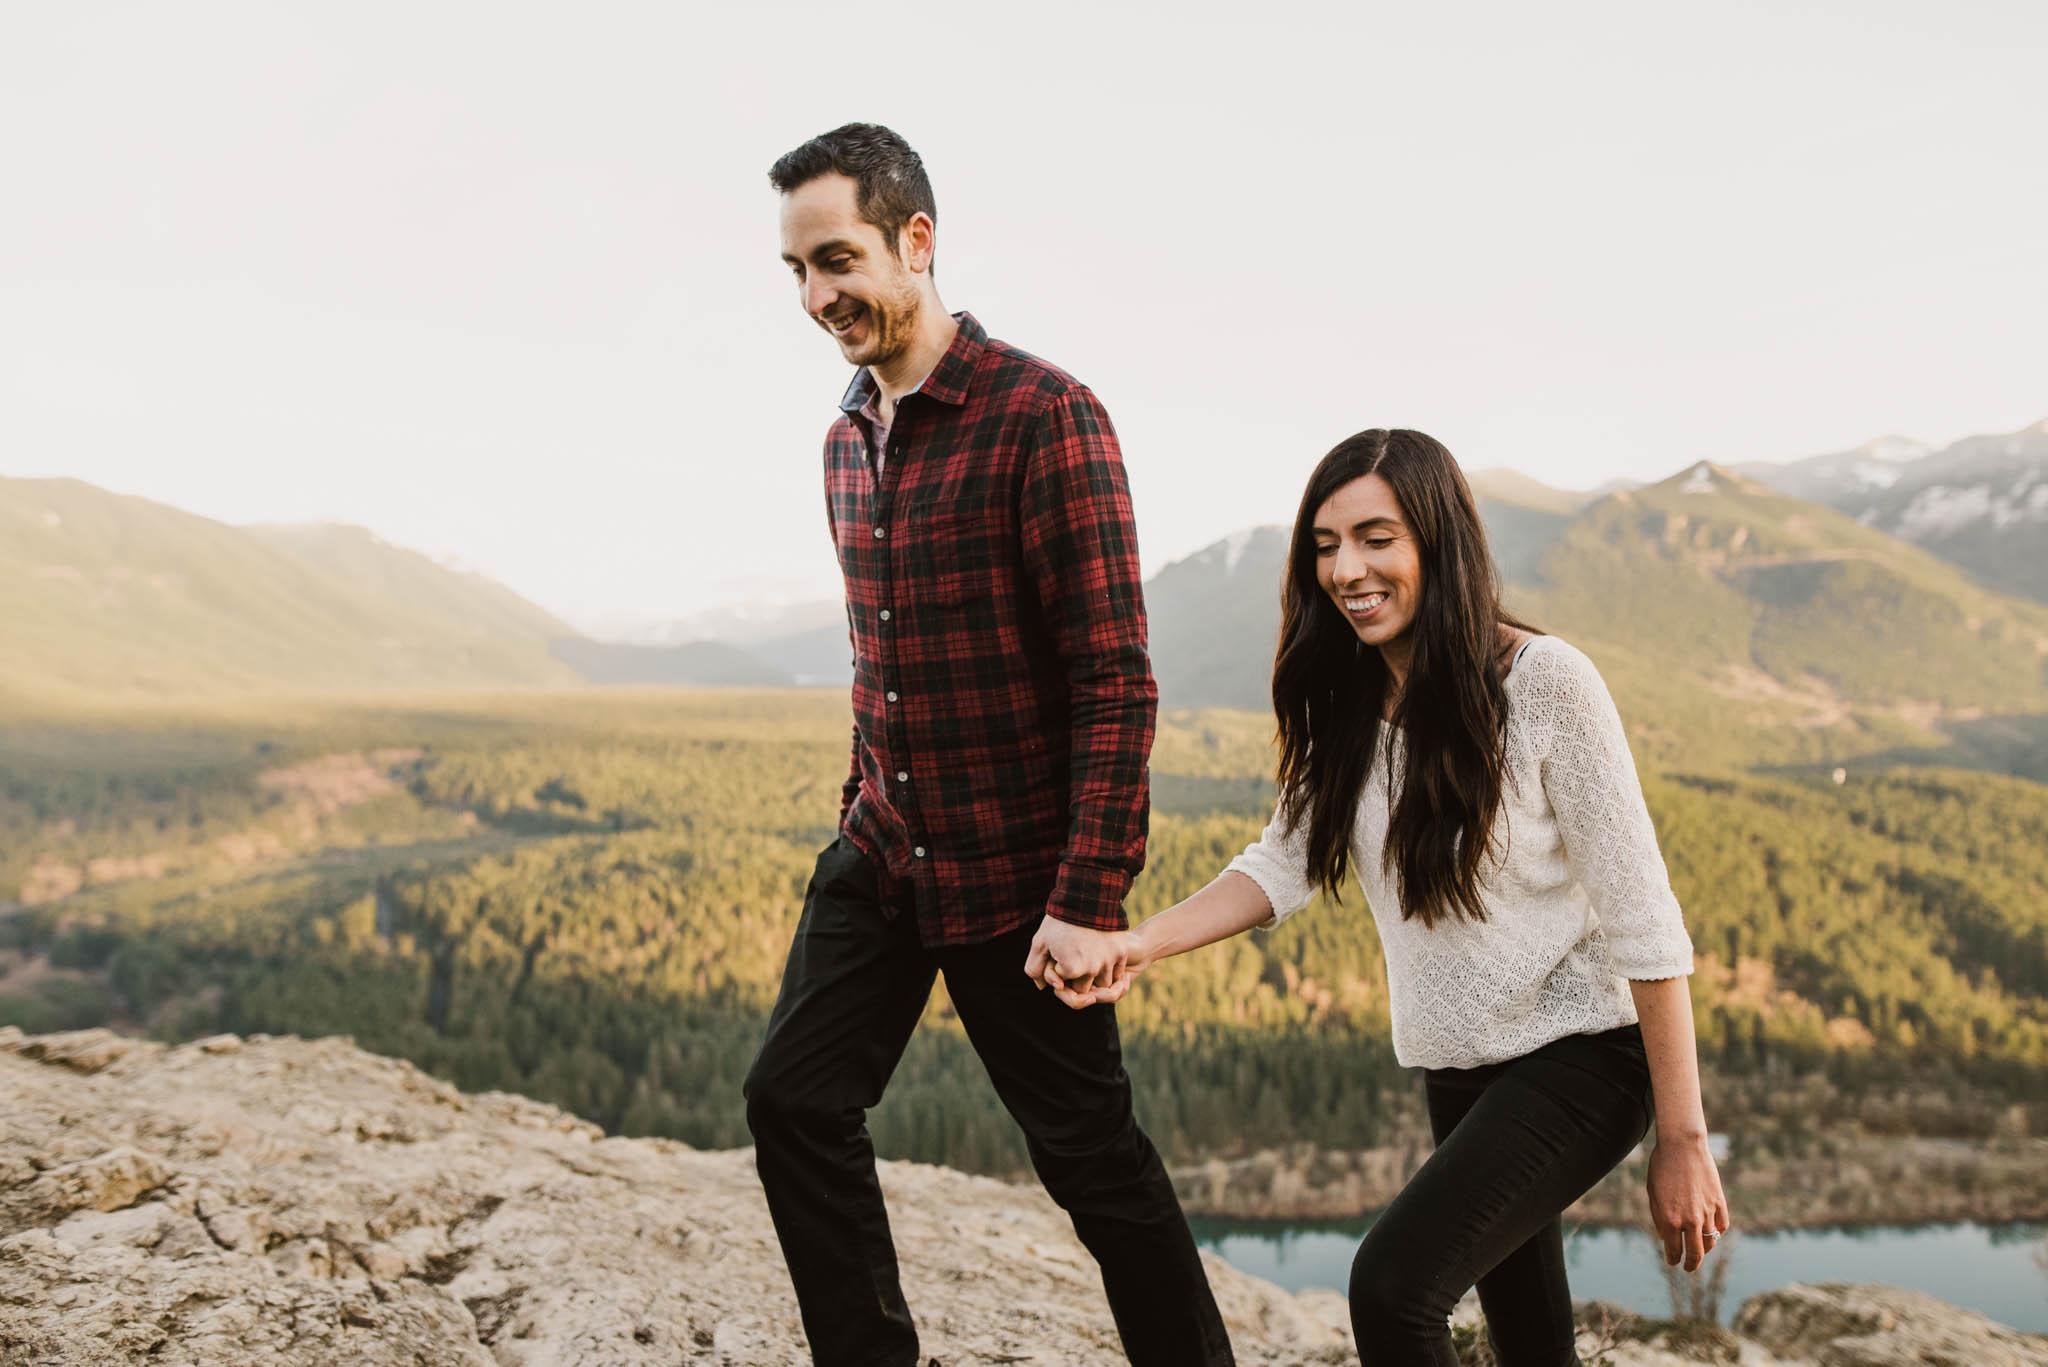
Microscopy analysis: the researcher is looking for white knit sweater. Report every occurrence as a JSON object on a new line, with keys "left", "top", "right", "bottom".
{"left": 1226, "top": 635, "right": 1695, "bottom": 1070}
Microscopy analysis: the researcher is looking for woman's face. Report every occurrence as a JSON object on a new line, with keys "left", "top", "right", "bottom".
{"left": 1312, "top": 473, "right": 1423, "bottom": 652}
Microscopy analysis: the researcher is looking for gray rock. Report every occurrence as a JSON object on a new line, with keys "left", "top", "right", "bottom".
{"left": 1735, "top": 1281, "right": 2048, "bottom": 1366}
{"left": 2, "top": 1028, "right": 2040, "bottom": 1367}
{"left": 0, "top": 1030, "right": 1350, "bottom": 1365}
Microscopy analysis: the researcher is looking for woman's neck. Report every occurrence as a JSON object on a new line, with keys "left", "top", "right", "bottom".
{"left": 1378, "top": 640, "right": 1412, "bottom": 700}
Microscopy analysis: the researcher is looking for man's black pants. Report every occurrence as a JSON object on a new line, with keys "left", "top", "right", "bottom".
{"left": 743, "top": 836, "right": 1235, "bottom": 1367}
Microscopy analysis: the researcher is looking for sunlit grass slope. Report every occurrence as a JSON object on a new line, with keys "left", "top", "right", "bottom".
{"left": 1, "top": 477, "right": 581, "bottom": 696}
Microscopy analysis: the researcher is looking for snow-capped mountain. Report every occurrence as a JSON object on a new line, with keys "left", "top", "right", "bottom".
{"left": 1846, "top": 421, "right": 2048, "bottom": 603}
{"left": 1742, "top": 421, "right": 2048, "bottom": 604}
{"left": 1735, "top": 435, "right": 1935, "bottom": 505}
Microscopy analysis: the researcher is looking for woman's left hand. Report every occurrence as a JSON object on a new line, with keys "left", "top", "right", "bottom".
{"left": 1646, "top": 1131, "right": 1730, "bottom": 1271}
{"left": 1049, "top": 929, "right": 1155, "bottom": 1009}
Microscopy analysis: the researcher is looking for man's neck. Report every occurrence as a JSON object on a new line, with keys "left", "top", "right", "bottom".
{"left": 870, "top": 300, "right": 958, "bottom": 416}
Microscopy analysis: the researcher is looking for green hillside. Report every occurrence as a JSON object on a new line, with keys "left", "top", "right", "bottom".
{"left": 246, "top": 522, "right": 572, "bottom": 647}
{"left": 1471, "top": 469, "right": 1585, "bottom": 586}
{"left": 1466, "top": 466, "right": 1593, "bottom": 516}
{"left": 550, "top": 638, "right": 793, "bottom": 687}
{"left": 1523, "top": 463, "right": 2048, "bottom": 712}
{"left": 0, "top": 478, "right": 582, "bottom": 698}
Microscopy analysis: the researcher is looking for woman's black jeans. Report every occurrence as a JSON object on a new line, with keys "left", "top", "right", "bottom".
{"left": 1349, "top": 1025, "right": 1655, "bottom": 1366}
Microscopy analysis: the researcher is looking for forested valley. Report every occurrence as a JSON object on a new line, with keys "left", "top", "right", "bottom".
{"left": 4, "top": 684, "right": 2043, "bottom": 1179}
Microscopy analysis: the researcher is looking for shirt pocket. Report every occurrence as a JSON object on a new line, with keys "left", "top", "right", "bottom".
{"left": 903, "top": 505, "right": 1001, "bottom": 606}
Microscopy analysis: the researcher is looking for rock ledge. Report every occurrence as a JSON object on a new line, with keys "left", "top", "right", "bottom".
{"left": 3, "top": 1027, "right": 2042, "bottom": 1367}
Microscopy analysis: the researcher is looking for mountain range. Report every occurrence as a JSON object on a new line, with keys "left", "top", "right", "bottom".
{"left": 1741, "top": 420, "right": 2048, "bottom": 604}
{"left": 1146, "top": 428, "right": 2039, "bottom": 733}
{"left": 0, "top": 478, "right": 795, "bottom": 700}
{"left": 6, "top": 417, "right": 2043, "bottom": 720}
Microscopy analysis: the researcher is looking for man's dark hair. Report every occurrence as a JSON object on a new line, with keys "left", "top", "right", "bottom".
{"left": 769, "top": 123, "right": 937, "bottom": 263}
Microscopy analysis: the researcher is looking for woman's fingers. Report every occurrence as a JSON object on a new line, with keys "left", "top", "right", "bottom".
{"left": 1056, "top": 968, "right": 1138, "bottom": 1010}
{"left": 1648, "top": 1140, "right": 1732, "bottom": 1271}
{"left": 1667, "top": 1210, "right": 1731, "bottom": 1271}
{"left": 1051, "top": 980, "right": 1095, "bottom": 1009}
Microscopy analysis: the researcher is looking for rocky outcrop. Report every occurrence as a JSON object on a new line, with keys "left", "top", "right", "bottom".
{"left": 1736, "top": 1282, "right": 2048, "bottom": 1366}
{"left": 3, "top": 1025, "right": 2042, "bottom": 1367}
{"left": 0, "top": 1027, "right": 1351, "bottom": 1366}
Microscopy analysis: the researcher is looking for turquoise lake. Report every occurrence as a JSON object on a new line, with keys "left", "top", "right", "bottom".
{"left": 1192, "top": 1217, "right": 2048, "bottom": 1333}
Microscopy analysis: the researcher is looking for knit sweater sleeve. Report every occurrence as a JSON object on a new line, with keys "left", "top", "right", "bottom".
{"left": 1524, "top": 641, "right": 1695, "bottom": 979}
{"left": 1225, "top": 797, "right": 1318, "bottom": 930}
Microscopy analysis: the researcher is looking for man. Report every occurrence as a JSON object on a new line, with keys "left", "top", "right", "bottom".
{"left": 743, "top": 123, "right": 1235, "bottom": 1367}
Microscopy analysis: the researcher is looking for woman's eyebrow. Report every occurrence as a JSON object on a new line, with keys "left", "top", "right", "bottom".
{"left": 1313, "top": 516, "right": 1401, "bottom": 536}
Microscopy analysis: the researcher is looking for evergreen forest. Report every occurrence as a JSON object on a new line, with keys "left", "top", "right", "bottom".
{"left": 5, "top": 679, "right": 2044, "bottom": 1177}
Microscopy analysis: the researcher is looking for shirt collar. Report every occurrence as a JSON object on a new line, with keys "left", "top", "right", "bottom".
{"left": 836, "top": 311, "right": 985, "bottom": 415}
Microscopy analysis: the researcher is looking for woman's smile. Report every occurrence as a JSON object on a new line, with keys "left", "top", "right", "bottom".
{"left": 1341, "top": 590, "right": 1390, "bottom": 621}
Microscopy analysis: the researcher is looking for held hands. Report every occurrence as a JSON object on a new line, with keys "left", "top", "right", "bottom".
{"left": 1646, "top": 1130, "right": 1731, "bottom": 1272}
{"left": 1021, "top": 917, "right": 1150, "bottom": 1009}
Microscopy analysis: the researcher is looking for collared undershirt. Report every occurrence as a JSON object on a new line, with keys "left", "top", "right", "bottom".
{"left": 844, "top": 365, "right": 935, "bottom": 477}
{"left": 857, "top": 390, "right": 894, "bottom": 476}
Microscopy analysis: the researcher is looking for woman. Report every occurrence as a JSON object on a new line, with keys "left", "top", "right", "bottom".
{"left": 1038, "top": 429, "right": 1729, "bottom": 1365}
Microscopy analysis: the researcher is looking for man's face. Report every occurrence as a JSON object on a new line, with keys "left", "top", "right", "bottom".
{"left": 779, "top": 173, "right": 924, "bottom": 369}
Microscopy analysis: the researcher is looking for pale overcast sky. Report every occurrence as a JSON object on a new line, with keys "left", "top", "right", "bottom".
{"left": 4, "top": 2, "right": 2044, "bottom": 633}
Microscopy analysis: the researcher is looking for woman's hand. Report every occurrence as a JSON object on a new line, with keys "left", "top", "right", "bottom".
{"left": 1628, "top": 977, "right": 1728, "bottom": 1271}
{"left": 1048, "top": 930, "right": 1153, "bottom": 1009}
{"left": 1033, "top": 871, "right": 1277, "bottom": 1010}
{"left": 1024, "top": 919, "right": 1136, "bottom": 998}
{"left": 1646, "top": 1130, "right": 1730, "bottom": 1271}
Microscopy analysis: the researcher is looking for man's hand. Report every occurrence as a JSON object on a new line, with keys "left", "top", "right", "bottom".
{"left": 1023, "top": 918, "right": 1130, "bottom": 1001}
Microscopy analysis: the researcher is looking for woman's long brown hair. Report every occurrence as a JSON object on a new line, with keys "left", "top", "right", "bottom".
{"left": 1272, "top": 429, "right": 1534, "bottom": 927}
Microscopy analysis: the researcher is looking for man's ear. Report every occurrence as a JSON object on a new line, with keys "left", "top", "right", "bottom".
{"left": 899, "top": 213, "right": 936, "bottom": 276}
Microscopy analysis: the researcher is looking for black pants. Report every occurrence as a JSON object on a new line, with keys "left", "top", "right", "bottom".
{"left": 1349, "top": 1025, "right": 1654, "bottom": 1367}
{"left": 743, "top": 837, "right": 1235, "bottom": 1367}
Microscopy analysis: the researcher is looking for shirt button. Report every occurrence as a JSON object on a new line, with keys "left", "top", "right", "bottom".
{"left": 913, "top": 846, "right": 926, "bottom": 858}
{"left": 896, "top": 770, "right": 909, "bottom": 782}
{"left": 879, "top": 609, "right": 891, "bottom": 621}
{"left": 886, "top": 690, "right": 899, "bottom": 702}
{"left": 873, "top": 526, "right": 886, "bottom": 539}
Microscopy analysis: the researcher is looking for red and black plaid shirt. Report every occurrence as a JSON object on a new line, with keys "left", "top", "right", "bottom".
{"left": 826, "top": 313, "right": 1156, "bottom": 947}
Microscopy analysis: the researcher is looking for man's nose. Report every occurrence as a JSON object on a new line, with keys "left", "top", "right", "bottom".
{"left": 804, "top": 275, "right": 838, "bottom": 318}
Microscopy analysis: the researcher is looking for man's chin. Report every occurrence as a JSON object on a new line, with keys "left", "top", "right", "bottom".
{"left": 840, "top": 338, "right": 900, "bottom": 370}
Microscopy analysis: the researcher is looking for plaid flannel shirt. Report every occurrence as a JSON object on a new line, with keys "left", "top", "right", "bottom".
{"left": 826, "top": 313, "right": 1156, "bottom": 947}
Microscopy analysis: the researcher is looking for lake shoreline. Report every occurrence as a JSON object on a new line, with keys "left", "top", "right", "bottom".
{"left": 1169, "top": 1134, "right": 2048, "bottom": 1231}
